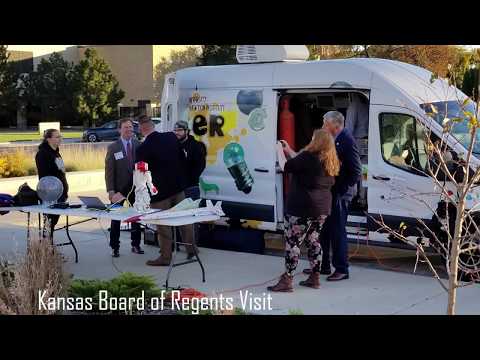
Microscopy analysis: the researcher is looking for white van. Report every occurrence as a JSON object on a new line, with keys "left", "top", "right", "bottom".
{"left": 160, "top": 45, "right": 480, "bottom": 254}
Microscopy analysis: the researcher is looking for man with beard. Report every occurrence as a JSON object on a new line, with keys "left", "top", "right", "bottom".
{"left": 173, "top": 120, "right": 206, "bottom": 200}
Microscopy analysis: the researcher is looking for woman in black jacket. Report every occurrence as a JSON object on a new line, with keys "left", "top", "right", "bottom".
{"left": 35, "top": 129, "right": 69, "bottom": 237}
{"left": 268, "top": 129, "right": 340, "bottom": 292}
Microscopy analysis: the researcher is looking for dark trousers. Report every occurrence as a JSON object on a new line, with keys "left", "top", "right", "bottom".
{"left": 180, "top": 185, "right": 201, "bottom": 246}
{"left": 321, "top": 195, "right": 350, "bottom": 274}
{"left": 109, "top": 199, "right": 141, "bottom": 250}
{"left": 110, "top": 220, "right": 141, "bottom": 250}
{"left": 184, "top": 185, "right": 200, "bottom": 200}
{"left": 41, "top": 196, "right": 65, "bottom": 239}
{"left": 151, "top": 191, "right": 195, "bottom": 259}
{"left": 42, "top": 214, "right": 60, "bottom": 240}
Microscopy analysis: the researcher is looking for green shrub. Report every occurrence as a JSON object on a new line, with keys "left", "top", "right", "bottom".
{"left": 233, "top": 307, "right": 249, "bottom": 315}
{"left": 288, "top": 309, "right": 304, "bottom": 315}
{"left": 68, "top": 272, "right": 163, "bottom": 314}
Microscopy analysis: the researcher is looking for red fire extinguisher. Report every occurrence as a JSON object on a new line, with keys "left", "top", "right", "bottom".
{"left": 278, "top": 96, "right": 295, "bottom": 150}
{"left": 278, "top": 96, "right": 295, "bottom": 196}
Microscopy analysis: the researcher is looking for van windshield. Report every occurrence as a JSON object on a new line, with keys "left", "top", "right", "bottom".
{"left": 420, "top": 100, "right": 480, "bottom": 155}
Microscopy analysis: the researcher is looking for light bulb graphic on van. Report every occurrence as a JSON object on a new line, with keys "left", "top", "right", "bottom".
{"left": 223, "top": 142, "right": 254, "bottom": 194}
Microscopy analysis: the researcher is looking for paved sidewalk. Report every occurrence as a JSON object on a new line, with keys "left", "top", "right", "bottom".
{"left": 0, "top": 192, "right": 479, "bottom": 315}
{"left": 1, "top": 223, "right": 479, "bottom": 315}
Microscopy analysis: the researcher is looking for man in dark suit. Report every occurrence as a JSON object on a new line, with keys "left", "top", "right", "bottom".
{"left": 304, "top": 110, "right": 361, "bottom": 281}
{"left": 105, "top": 118, "right": 143, "bottom": 257}
{"left": 136, "top": 115, "right": 195, "bottom": 266}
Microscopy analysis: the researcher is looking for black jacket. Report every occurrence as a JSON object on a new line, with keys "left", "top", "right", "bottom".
{"left": 35, "top": 142, "right": 69, "bottom": 202}
{"left": 333, "top": 128, "right": 362, "bottom": 200}
{"left": 136, "top": 131, "right": 187, "bottom": 202}
{"left": 179, "top": 136, "right": 206, "bottom": 188}
{"left": 284, "top": 151, "right": 335, "bottom": 217}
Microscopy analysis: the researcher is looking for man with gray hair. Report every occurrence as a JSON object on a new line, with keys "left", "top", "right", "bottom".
{"left": 304, "top": 110, "right": 361, "bottom": 281}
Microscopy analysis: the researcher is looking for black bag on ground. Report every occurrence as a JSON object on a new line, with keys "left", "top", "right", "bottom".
{"left": 13, "top": 183, "right": 40, "bottom": 206}
{"left": 0, "top": 193, "right": 15, "bottom": 215}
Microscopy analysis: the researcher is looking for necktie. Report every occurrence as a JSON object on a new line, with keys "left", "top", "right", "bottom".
{"left": 126, "top": 141, "right": 133, "bottom": 168}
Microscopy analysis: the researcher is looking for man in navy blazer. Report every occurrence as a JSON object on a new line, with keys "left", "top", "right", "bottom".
{"left": 304, "top": 110, "right": 361, "bottom": 281}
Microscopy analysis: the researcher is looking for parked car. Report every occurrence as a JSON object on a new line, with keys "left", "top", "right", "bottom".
{"left": 82, "top": 120, "right": 141, "bottom": 142}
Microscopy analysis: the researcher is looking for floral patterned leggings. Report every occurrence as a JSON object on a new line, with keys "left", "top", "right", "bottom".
{"left": 284, "top": 214, "right": 327, "bottom": 276}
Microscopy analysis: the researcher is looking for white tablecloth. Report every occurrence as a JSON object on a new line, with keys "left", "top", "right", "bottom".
{"left": 0, "top": 205, "right": 219, "bottom": 226}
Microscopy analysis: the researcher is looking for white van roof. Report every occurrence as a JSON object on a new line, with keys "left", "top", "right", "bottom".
{"left": 175, "top": 58, "right": 466, "bottom": 106}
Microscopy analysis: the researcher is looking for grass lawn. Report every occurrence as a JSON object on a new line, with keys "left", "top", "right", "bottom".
{"left": 0, "top": 131, "right": 83, "bottom": 142}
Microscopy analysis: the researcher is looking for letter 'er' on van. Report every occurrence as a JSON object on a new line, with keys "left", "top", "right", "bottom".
{"left": 159, "top": 45, "right": 480, "bottom": 274}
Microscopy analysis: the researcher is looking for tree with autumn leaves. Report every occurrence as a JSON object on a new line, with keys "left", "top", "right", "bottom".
{"left": 307, "top": 45, "right": 479, "bottom": 92}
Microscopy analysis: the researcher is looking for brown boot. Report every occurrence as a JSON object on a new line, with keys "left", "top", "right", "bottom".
{"left": 267, "top": 273, "right": 294, "bottom": 292}
{"left": 146, "top": 256, "right": 171, "bottom": 266}
{"left": 147, "top": 233, "right": 173, "bottom": 266}
{"left": 299, "top": 272, "right": 320, "bottom": 289}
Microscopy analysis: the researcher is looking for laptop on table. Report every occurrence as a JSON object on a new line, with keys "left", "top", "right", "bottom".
{"left": 78, "top": 196, "right": 108, "bottom": 210}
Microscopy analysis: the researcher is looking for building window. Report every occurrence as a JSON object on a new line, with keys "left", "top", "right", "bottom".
{"left": 138, "top": 100, "right": 151, "bottom": 109}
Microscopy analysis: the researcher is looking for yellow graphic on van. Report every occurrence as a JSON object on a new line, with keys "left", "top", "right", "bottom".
{"left": 242, "top": 220, "right": 263, "bottom": 229}
{"left": 191, "top": 109, "right": 244, "bottom": 165}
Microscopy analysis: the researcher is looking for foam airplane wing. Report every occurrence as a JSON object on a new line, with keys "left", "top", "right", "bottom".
{"left": 124, "top": 200, "right": 224, "bottom": 223}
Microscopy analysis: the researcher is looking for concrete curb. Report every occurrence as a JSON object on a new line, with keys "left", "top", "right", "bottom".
{"left": 0, "top": 169, "right": 106, "bottom": 195}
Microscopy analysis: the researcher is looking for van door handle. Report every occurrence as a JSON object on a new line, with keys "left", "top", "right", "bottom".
{"left": 254, "top": 167, "right": 269, "bottom": 173}
{"left": 372, "top": 175, "right": 391, "bottom": 181}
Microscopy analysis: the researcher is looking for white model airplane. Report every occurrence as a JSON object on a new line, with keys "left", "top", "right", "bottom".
{"left": 124, "top": 200, "right": 225, "bottom": 223}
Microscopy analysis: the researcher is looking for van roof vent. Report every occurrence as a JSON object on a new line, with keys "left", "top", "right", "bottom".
{"left": 236, "top": 45, "right": 258, "bottom": 62}
{"left": 236, "top": 45, "right": 310, "bottom": 64}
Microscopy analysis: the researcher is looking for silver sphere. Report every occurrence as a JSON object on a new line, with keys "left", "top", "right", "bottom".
{"left": 37, "top": 176, "right": 64, "bottom": 204}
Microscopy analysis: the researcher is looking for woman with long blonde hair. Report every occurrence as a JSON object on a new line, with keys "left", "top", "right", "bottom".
{"left": 268, "top": 129, "right": 340, "bottom": 292}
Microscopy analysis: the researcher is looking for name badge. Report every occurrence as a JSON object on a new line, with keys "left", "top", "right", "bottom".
{"left": 114, "top": 152, "right": 124, "bottom": 160}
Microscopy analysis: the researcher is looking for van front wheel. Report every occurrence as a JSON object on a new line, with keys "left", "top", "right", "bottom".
{"left": 456, "top": 232, "right": 480, "bottom": 281}
{"left": 433, "top": 225, "right": 480, "bottom": 282}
